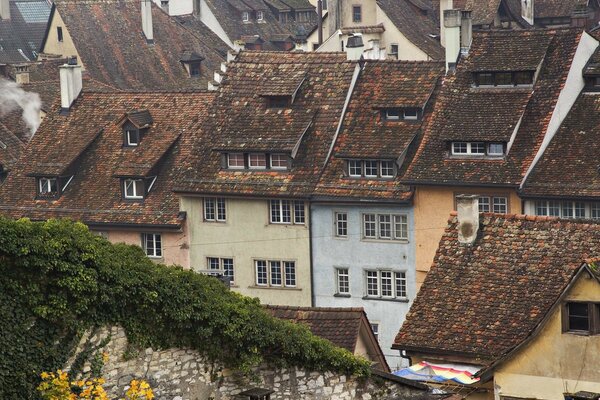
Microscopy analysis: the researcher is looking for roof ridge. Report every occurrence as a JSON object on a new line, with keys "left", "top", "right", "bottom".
{"left": 449, "top": 211, "right": 600, "bottom": 226}
{"left": 265, "top": 305, "right": 365, "bottom": 312}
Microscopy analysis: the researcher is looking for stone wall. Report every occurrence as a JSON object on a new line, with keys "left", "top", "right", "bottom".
{"left": 65, "top": 326, "right": 427, "bottom": 400}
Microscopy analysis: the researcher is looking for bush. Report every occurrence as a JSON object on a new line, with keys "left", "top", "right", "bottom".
{"left": 0, "top": 218, "right": 370, "bottom": 398}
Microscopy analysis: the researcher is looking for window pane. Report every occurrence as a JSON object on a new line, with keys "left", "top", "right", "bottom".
{"left": 335, "top": 212, "right": 348, "bottom": 237}
{"left": 488, "top": 143, "right": 504, "bottom": 155}
{"left": 349, "top": 160, "right": 362, "bottom": 177}
{"left": 514, "top": 71, "right": 533, "bottom": 85}
{"left": 366, "top": 271, "right": 378, "bottom": 296}
{"left": 126, "top": 130, "right": 139, "bottom": 146}
{"left": 479, "top": 196, "right": 491, "bottom": 213}
{"left": 337, "top": 268, "right": 349, "bottom": 294}
{"left": 284, "top": 261, "right": 296, "bottom": 287}
{"left": 548, "top": 201, "right": 560, "bottom": 217}
{"left": 364, "top": 214, "right": 376, "bottom": 238}
{"left": 249, "top": 153, "right": 267, "bottom": 169}
{"left": 281, "top": 200, "right": 291, "bottom": 223}
{"left": 379, "top": 214, "right": 391, "bottom": 239}
{"left": 591, "top": 203, "right": 600, "bottom": 219}
{"left": 535, "top": 201, "right": 547, "bottom": 216}
{"left": 227, "top": 153, "right": 245, "bottom": 168}
{"left": 154, "top": 234, "right": 162, "bottom": 257}
{"left": 575, "top": 202, "right": 586, "bottom": 218}
{"left": 477, "top": 72, "right": 493, "bottom": 86}
{"left": 217, "top": 198, "right": 226, "bottom": 221}
{"left": 495, "top": 72, "right": 512, "bottom": 86}
{"left": 256, "top": 260, "right": 267, "bottom": 285}
{"left": 471, "top": 142, "right": 485, "bottom": 154}
{"left": 294, "top": 201, "right": 305, "bottom": 224}
{"left": 452, "top": 142, "right": 467, "bottom": 154}
{"left": 371, "top": 323, "right": 379, "bottom": 340}
{"left": 204, "top": 198, "right": 215, "bottom": 220}
{"left": 207, "top": 257, "right": 220, "bottom": 275}
{"left": 403, "top": 108, "right": 418, "bottom": 120}
{"left": 223, "top": 258, "right": 234, "bottom": 281}
{"left": 270, "top": 154, "right": 288, "bottom": 169}
{"left": 562, "top": 202, "right": 574, "bottom": 218}
{"left": 385, "top": 109, "right": 400, "bottom": 120}
{"left": 364, "top": 161, "right": 378, "bottom": 177}
{"left": 393, "top": 215, "right": 408, "bottom": 240}
{"left": 381, "top": 271, "right": 393, "bottom": 297}
{"left": 568, "top": 303, "right": 589, "bottom": 331}
{"left": 270, "top": 200, "right": 280, "bottom": 223}
{"left": 380, "top": 161, "right": 394, "bottom": 177}
{"left": 143, "top": 233, "right": 161, "bottom": 258}
{"left": 270, "top": 261, "right": 282, "bottom": 286}
{"left": 395, "top": 272, "right": 407, "bottom": 298}
{"left": 493, "top": 197, "right": 508, "bottom": 214}
{"left": 352, "top": 5, "right": 361, "bottom": 22}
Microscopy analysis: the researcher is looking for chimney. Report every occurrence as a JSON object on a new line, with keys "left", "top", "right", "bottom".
{"left": 345, "top": 34, "right": 364, "bottom": 61}
{"left": 0, "top": 0, "right": 9, "bottom": 20}
{"left": 14, "top": 64, "right": 30, "bottom": 84}
{"left": 141, "top": 0, "right": 154, "bottom": 44}
{"left": 444, "top": 9, "right": 461, "bottom": 72}
{"left": 460, "top": 10, "right": 472, "bottom": 55}
{"left": 59, "top": 57, "right": 82, "bottom": 113}
{"left": 439, "top": 0, "right": 453, "bottom": 47}
{"left": 456, "top": 194, "right": 479, "bottom": 245}
{"left": 521, "top": 0, "right": 534, "bottom": 25}
{"left": 317, "top": 0, "right": 323, "bottom": 45}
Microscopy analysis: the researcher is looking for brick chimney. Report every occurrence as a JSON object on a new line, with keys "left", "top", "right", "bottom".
{"left": 444, "top": 9, "right": 461, "bottom": 72}
{"left": 59, "top": 57, "right": 82, "bottom": 113}
{"left": 456, "top": 194, "right": 479, "bottom": 245}
{"left": 0, "top": 0, "right": 10, "bottom": 20}
{"left": 141, "top": 0, "right": 154, "bottom": 44}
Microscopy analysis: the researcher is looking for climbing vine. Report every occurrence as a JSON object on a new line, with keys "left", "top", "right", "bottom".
{"left": 0, "top": 217, "right": 370, "bottom": 398}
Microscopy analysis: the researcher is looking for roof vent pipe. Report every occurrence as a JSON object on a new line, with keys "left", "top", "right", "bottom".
{"left": 346, "top": 34, "right": 364, "bottom": 60}
{"left": 59, "top": 57, "right": 82, "bottom": 113}
{"left": 456, "top": 194, "right": 479, "bottom": 245}
{"left": 0, "top": 0, "right": 10, "bottom": 20}
{"left": 141, "top": 0, "right": 154, "bottom": 44}
{"left": 444, "top": 9, "right": 461, "bottom": 72}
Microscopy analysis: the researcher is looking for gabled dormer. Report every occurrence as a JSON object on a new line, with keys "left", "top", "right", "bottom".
{"left": 260, "top": 72, "right": 306, "bottom": 109}
{"left": 32, "top": 174, "right": 75, "bottom": 199}
{"left": 118, "top": 110, "right": 153, "bottom": 147}
{"left": 120, "top": 176, "right": 157, "bottom": 201}
{"left": 222, "top": 152, "right": 292, "bottom": 171}
{"left": 180, "top": 51, "right": 205, "bottom": 78}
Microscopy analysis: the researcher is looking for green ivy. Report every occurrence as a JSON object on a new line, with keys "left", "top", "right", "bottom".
{"left": 0, "top": 217, "right": 370, "bottom": 398}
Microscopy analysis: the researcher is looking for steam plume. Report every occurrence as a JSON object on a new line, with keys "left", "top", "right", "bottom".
{"left": 0, "top": 79, "right": 42, "bottom": 138}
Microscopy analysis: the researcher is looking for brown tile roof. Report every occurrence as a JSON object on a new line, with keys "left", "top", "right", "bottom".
{"left": 584, "top": 46, "right": 600, "bottom": 75}
{"left": 314, "top": 60, "right": 444, "bottom": 201}
{"left": 174, "top": 51, "right": 356, "bottom": 198}
{"left": 0, "top": 121, "right": 25, "bottom": 172}
{"left": 49, "top": 0, "right": 227, "bottom": 90}
{"left": 340, "top": 24, "right": 386, "bottom": 34}
{"left": 464, "top": 0, "right": 501, "bottom": 26}
{"left": 520, "top": 94, "right": 600, "bottom": 198}
{"left": 0, "top": 90, "right": 215, "bottom": 227}
{"left": 403, "top": 28, "right": 583, "bottom": 186}
{"left": 394, "top": 213, "right": 600, "bottom": 365}
{"left": 376, "top": 0, "right": 444, "bottom": 60}
{"left": 535, "top": 0, "right": 588, "bottom": 19}
{"left": 0, "top": 0, "right": 51, "bottom": 63}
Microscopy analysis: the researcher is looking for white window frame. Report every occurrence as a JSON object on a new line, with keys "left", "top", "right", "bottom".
{"left": 38, "top": 177, "right": 58, "bottom": 195}
{"left": 403, "top": 108, "right": 418, "bottom": 120}
{"left": 334, "top": 212, "right": 348, "bottom": 237}
{"left": 269, "top": 199, "right": 304, "bottom": 225}
{"left": 124, "top": 178, "right": 144, "bottom": 199}
{"left": 248, "top": 153, "right": 267, "bottom": 169}
{"left": 227, "top": 153, "right": 245, "bottom": 169}
{"left": 348, "top": 160, "right": 362, "bottom": 177}
{"left": 370, "top": 322, "right": 380, "bottom": 341}
{"left": 380, "top": 161, "right": 395, "bottom": 178}
{"left": 270, "top": 153, "right": 288, "bottom": 170}
{"left": 204, "top": 197, "right": 226, "bottom": 222}
{"left": 452, "top": 142, "right": 503, "bottom": 156}
{"left": 384, "top": 109, "right": 400, "bottom": 120}
{"left": 336, "top": 268, "right": 350, "bottom": 294}
{"left": 348, "top": 160, "right": 395, "bottom": 178}
{"left": 254, "top": 259, "right": 296, "bottom": 288}
{"left": 142, "top": 233, "right": 162, "bottom": 258}
{"left": 487, "top": 143, "right": 504, "bottom": 156}
{"left": 364, "top": 270, "right": 407, "bottom": 300}
{"left": 362, "top": 213, "right": 408, "bottom": 241}
{"left": 125, "top": 129, "right": 139, "bottom": 146}
{"left": 257, "top": 10, "right": 264, "bottom": 21}
{"left": 242, "top": 11, "right": 250, "bottom": 22}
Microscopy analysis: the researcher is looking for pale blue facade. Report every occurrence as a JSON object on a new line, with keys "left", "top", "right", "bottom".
{"left": 310, "top": 202, "right": 416, "bottom": 370}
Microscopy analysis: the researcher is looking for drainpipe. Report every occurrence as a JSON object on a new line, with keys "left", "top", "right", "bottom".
{"left": 317, "top": 0, "right": 323, "bottom": 45}
{"left": 309, "top": 201, "right": 316, "bottom": 307}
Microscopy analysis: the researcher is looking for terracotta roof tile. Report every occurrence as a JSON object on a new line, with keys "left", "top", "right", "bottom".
{"left": 394, "top": 213, "right": 600, "bottom": 363}
{"left": 0, "top": 0, "right": 51, "bottom": 63}
{"left": 535, "top": 0, "right": 588, "bottom": 18}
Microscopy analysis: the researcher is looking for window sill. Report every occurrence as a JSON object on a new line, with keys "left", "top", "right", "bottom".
{"left": 564, "top": 330, "right": 595, "bottom": 336}
{"left": 345, "top": 176, "right": 396, "bottom": 181}
{"left": 249, "top": 285, "right": 302, "bottom": 291}
{"left": 362, "top": 296, "right": 409, "bottom": 303}
{"left": 361, "top": 238, "right": 409, "bottom": 244}
{"left": 203, "top": 220, "right": 227, "bottom": 224}
{"left": 334, "top": 293, "right": 351, "bottom": 298}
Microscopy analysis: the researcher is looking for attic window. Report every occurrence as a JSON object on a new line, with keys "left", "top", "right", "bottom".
{"left": 225, "top": 152, "right": 289, "bottom": 171}
{"left": 347, "top": 160, "right": 395, "bottom": 179}
{"left": 267, "top": 96, "right": 291, "bottom": 108}
{"left": 242, "top": 11, "right": 250, "bottom": 22}
{"left": 123, "top": 178, "right": 145, "bottom": 200}
{"left": 37, "top": 177, "right": 58, "bottom": 197}
{"left": 451, "top": 142, "right": 505, "bottom": 157}
{"left": 563, "top": 302, "right": 600, "bottom": 335}
{"left": 125, "top": 129, "right": 140, "bottom": 146}
{"left": 473, "top": 71, "right": 534, "bottom": 87}
{"left": 383, "top": 108, "right": 420, "bottom": 121}
{"left": 57, "top": 27, "right": 63, "bottom": 42}
{"left": 257, "top": 10, "right": 264, "bottom": 21}
{"left": 584, "top": 76, "right": 600, "bottom": 92}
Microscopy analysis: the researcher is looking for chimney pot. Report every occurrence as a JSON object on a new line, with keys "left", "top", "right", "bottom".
{"left": 59, "top": 62, "right": 83, "bottom": 113}
{"left": 456, "top": 194, "right": 480, "bottom": 245}
{"left": 141, "top": 0, "right": 154, "bottom": 44}
{"left": 0, "top": 0, "right": 10, "bottom": 20}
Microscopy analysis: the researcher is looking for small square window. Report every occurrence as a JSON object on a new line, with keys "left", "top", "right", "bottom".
{"left": 189, "top": 63, "right": 201, "bottom": 77}
{"left": 364, "top": 161, "right": 378, "bottom": 178}
{"left": 335, "top": 212, "right": 348, "bottom": 237}
{"left": 249, "top": 153, "right": 267, "bottom": 169}
{"left": 371, "top": 323, "right": 379, "bottom": 340}
{"left": 348, "top": 160, "right": 362, "bottom": 177}
{"left": 403, "top": 108, "right": 418, "bottom": 120}
{"left": 488, "top": 143, "right": 504, "bottom": 156}
{"left": 495, "top": 72, "right": 512, "bottom": 86}
{"left": 384, "top": 109, "right": 400, "bottom": 120}
{"left": 257, "top": 10, "right": 264, "bottom": 21}
{"left": 476, "top": 72, "right": 493, "bottom": 86}
{"left": 204, "top": 197, "right": 226, "bottom": 221}
{"left": 242, "top": 11, "right": 250, "bottom": 22}
{"left": 380, "top": 161, "right": 395, "bottom": 178}
{"left": 452, "top": 142, "right": 468, "bottom": 154}
{"left": 270, "top": 199, "right": 292, "bottom": 223}
{"left": 142, "top": 233, "right": 162, "bottom": 258}
{"left": 493, "top": 197, "right": 508, "bottom": 213}
{"left": 124, "top": 179, "right": 144, "bottom": 199}
{"left": 270, "top": 154, "right": 288, "bottom": 170}
{"left": 336, "top": 268, "right": 350, "bottom": 294}
{"left": 566, "top": 302, "right": 591, "bottom": 333}
{"left": 478, "top": 196, "right": 491, "bottom": 212}
{"left": 471, "top": 142, "right": 485, "bottom": 154}
{"left": 38, "top": 177, "right": 58, "bottom": 196}
{"left": 389, "top": 44, "right": 399, "bottom": 59}
{"left": 227, "top": 153, "right": 245, "bottom": 169}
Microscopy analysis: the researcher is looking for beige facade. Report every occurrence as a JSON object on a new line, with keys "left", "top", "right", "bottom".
{"left": 92, "top": 229, "right": 189, "bottom": 267}
{"left": 494, "top": 273, "right": 600, "bottom": 400}
{"left": 412, "top": 186, "right": 521, "bottom": 286}
{"left": 39, "top": 8, "right": 83, "bottom": 66}
{"left": 180, "top": 196, "right": 312, "bottom": 306}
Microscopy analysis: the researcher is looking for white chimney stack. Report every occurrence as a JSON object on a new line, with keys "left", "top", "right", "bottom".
{"left": 444, "top": 9, "right": 461, "bottom": 72}
{"left": 456, "top": 194, "right": 480, "bottom": 245}
{"left": 0, "top": 0, "right": 10, "bottom": 20}
{"left": 345, "top": 34, "right": 364, "bottom": 61}
{"left": 59, "top": 58, "right": 82, "bottom": 113}
{"left": 460, "top": 10, "right": 472, "bottom": 55}
{"left": 141, "top": 0, "right": 154, "bottom": 44}
{"left": 14, "top": 64, "right": 30, "bottom": 84}
{"left": 521, "top": 0, "right": 534, "bottom": 25}
{"left": 439, "top": 0, "right": 453, "bottom": 47}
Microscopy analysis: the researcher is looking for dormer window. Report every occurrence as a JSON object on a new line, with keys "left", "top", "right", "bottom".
{"left": 270, "top": 153, "right": 288, "bottom": 169}
{"left": 266, "top": 96, "right": 291, "bottom": 108}
{"left": 403, "top": 108, "right": 418, "bottom": 120}
{"left": 38, "top": 177, "right": 58, "bottom": 197}
{"left": 249, "top": 153, "right": 267, "bottom": 169}
{"left": 451, "top": 142, "right": 505, "bottom": 157}
{"left": 227, "top": 153, "right": 245, "bottom": 169}
{"left": 125, "top": 129, "right": 140, "bottom": 146}
{"left": 347, "top": 160, "right": 396, "bottom": 179}
{"left": 584, "top": 76, "right": 600, "bottom": 92}
{"left": 120, "top": 110, "right": 152, "bottom": 147}
{"left": 123, "top": 178, "right": 145, "bottom": 200}
{"left": 384, "top": 109, "right": 400, "bottom": 120}
{"left": 383, "top": 108, "right": 420, "bottom": 121}
{"left": 225, "top": 152, "right": 289, "bottom": 171}
{"left": 180, "top": 51, "right": 205, "bottom": 78}
{"left": 242, "top": 11, "right": 250, "bottom": 22}
{"left": 257, "top": 10, "right": 264, "bottom": 21}
{"left": 473, "top": 71, "right": 534, "bottom": 87}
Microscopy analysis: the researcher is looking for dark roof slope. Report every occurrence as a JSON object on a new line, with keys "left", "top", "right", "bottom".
{"left": 0, "top": 90, "right": 215, "bottom": 227}
{"left": 174, "top": 51, "right": 356, "bottom": 198}
{"left": 520, "top": 94, "right": 600, "bottom": 198}
{"left": 464, "top": 0, "right": 501, "bottom": 26}
{"left": 394, "top": 213, "right": 600, "bottom": 364}
{"left": 314, "top": 60, "right": 444, "bottom": 201}
{"left": 50, "top": 0, "right": 227, "bottom": 89}
{"left": 403, "top": 28, "right": 583, "bottom": 186}
{"left": 0, "top": 0, "right": 51, "bottom": 63}
{"left": 0, "top": 121, "right": 25, "bottom": 171}
{"left": 535, "top": 0, "right": 588, "bottom": 18}
{"left": 376, "top": 0, "right": 444, "bottom": 60}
